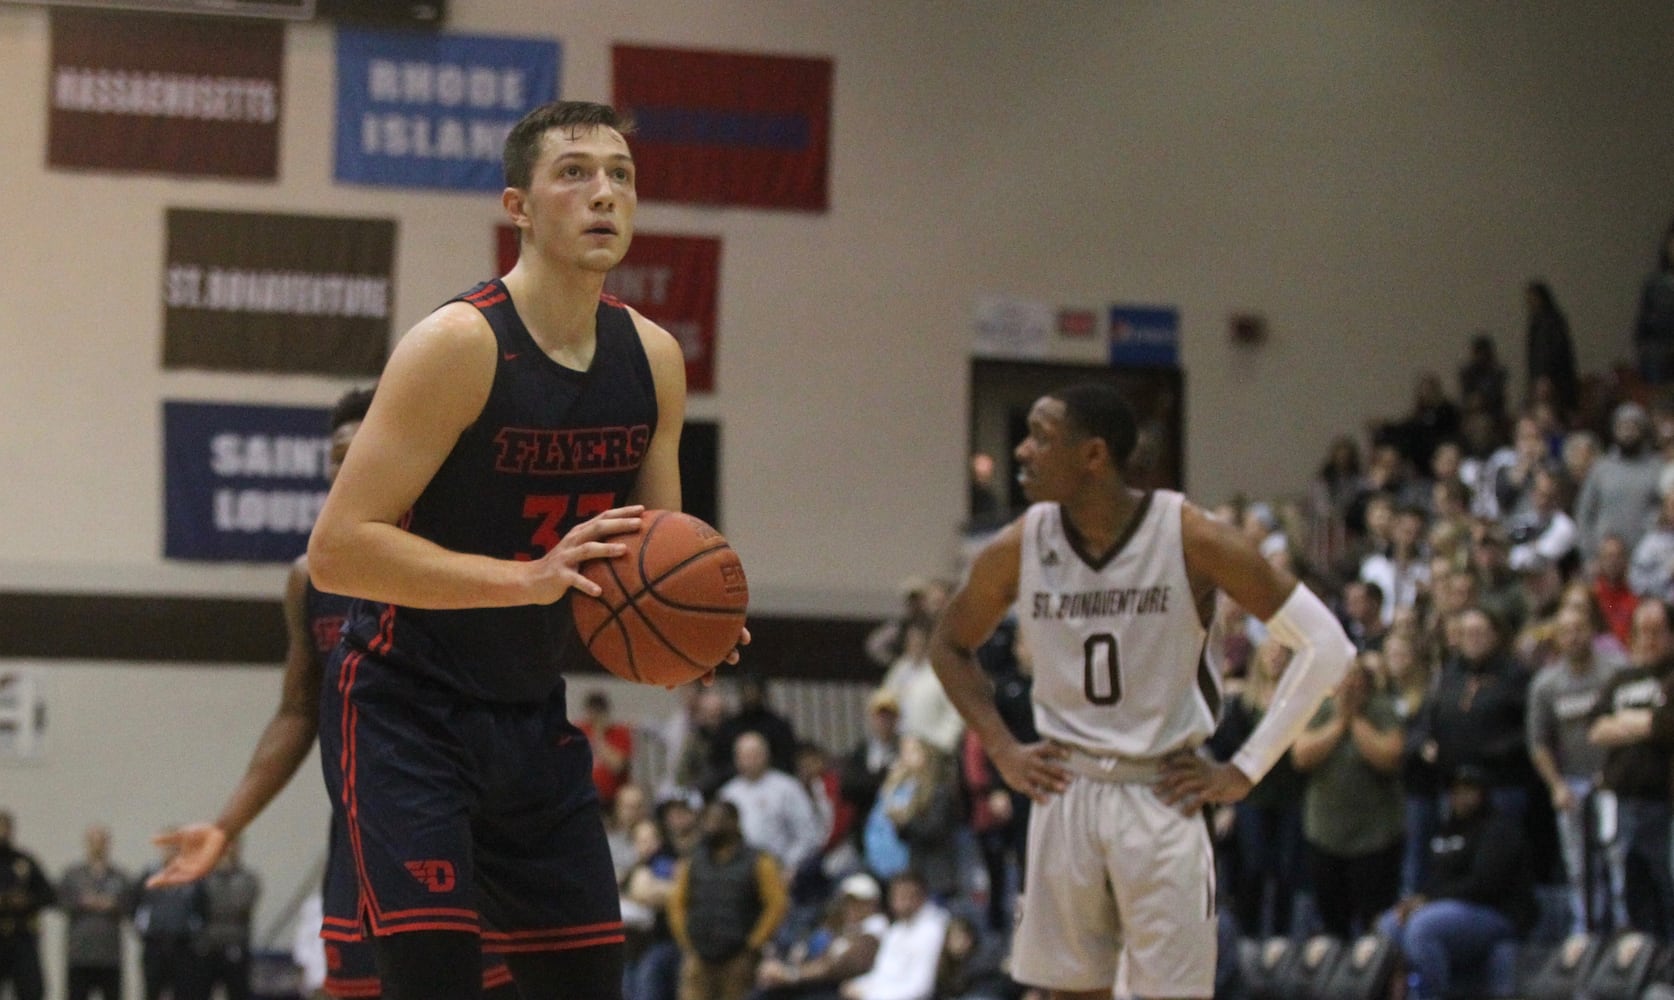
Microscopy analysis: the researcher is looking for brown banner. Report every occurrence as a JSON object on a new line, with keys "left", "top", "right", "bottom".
{"left": 48, "top": 8, "right": 284, "bottom": 179}
{"left": 163, "top": 208, "right": 396, "bottom": 376}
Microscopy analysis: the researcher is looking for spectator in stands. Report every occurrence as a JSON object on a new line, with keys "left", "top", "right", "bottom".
{"left": 1592, "top": 534, "right": 1640, "bottom": 649}
{"left": 1461, "top": 409, "right": 1511, "bottom": 520}
{"left": 659, "top": 685, "right": 703, "bottom": 800}
{"left": 197, "top": 840, "right": 259, "bottom": 1000}
{"left": 717, "top": 675, "right": 801, "bottom": 780}
{"left": 789, "top": 741, "right": 849, "bottom": 914}
{"left": 1459, "top": 332, "right": 1509, "bottom": 419}
{"left": 1469, "top": 524, "right": 1531, "bottom": 640}
{"left": 610, "top": 783, "right": 653, "bottom": 882}
{"left": 1588, "top": 598, "right": 1674, "bottom": 938}
{"left": 1562, "top": 430, "right": 1602, "bottom": 509}
{"left": 1576, "top": 402, "right": 1662, "bottom": 563}
{"left": 59, "top": 823, "right": 131, "bottom": 1000}
{"left": 1525, "top": 280, "right": 1580, "bottom": 420}
{"left": 623, "top": 816, "right": 681, "bottom": 1000}
{"left": 657, "top": 796, "right": 703, "bottom": 859}
{"left": 1308, "top": 435, "right": 1362, "bottom": 573}
{"left": 678, "top": 689, "right": 732, "bottom": 798}
{"left": 721, "top": 732, "right": 826, "bottom": 882}
{"left": 134, "top": 834, "right": 205, "bottom": 1000}
{"left": 1492, "top": 414, "right": 1550, "bottom": 525}
{"left": 929, "top": 915, "right": 1009, "bottom": 1000}
{"left": 670, "top": 800, "right": 789, "bottom": 1000}
{"left": 0, "top": 810, "right": 54, "bottom": 1000}
{"left": 863, "top": 736, "right": 961, "bottom": 901}
{"left": 1362, "top": 503, "right": 1430, "bottom": 625}
{"left": 1633, "top": 215, "right": 1674, "bottom": 385}
{"left": 1210, "top": 639, "right": 1305, "bottom": 939}
{"left": 864, "top": 579, "right": 950, "bottom": 671}
{"left": 1407, "top": 608, "right": 1532, "bottom": 821}
{"left": 838, "top": 690, "right": 901, "bottom": 855}
{"left": 1241, "top": 501, "right": 1288, "bottom": 561}
{"left": 1377, "top": 765, "right": 1537, "bottom": 1000}
{"left": 1293, "top": 649, "right": 1405, "bottom": 939}
{"left": 1528, "top": 605, "right": 1627, "bottom": 932}
{"left": 879, "top": 620, "right": 964, "bottom": 756}
{"left": 581, "top": 689, "right": 636, "bottom": 812}
{"left": 838, "top": 871, "right": 948, "bottom": 1000}
{"left": 1382, "top": 372, "right": 1462, "bottom": 473}
{"left": 1630, "top": 485, "right": 1674, "bottom": 601}
{"left": 1506, "top": 463, "right": 1579, "bottom": 574}
{"left": 753, "top": 874, "right": 888, "bottom": 1000}
{"left": 1340, "top": 579, "right": 1388, "bottom": 652}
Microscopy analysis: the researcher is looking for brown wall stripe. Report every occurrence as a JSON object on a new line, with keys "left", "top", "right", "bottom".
{"left": 0, "top": 591, "right": 881, "bottom": 682}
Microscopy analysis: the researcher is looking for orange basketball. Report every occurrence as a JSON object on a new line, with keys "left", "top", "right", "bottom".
{"left": 571, "top": 510, "right": 748, "bottom": 686}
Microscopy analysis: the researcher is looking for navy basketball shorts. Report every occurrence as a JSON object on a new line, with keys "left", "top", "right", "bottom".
{"left": 319, "top": 644, "right": 624, "bottom": 956}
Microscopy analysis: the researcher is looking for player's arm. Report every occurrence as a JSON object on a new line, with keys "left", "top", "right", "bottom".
{"left": 627, "top": 310, "right": 686, "bottom": 512}
{"left": 308, "top": 304, "right": 640, "bottom": 608}
{"left": 928, "top": 519, "right": 1070, "bottom": 804}
{"left": 1158, "top": 503, "right": 1354, "bottom": 811}
{"left": 149, "top": 559, "right": 323, "bottom": 887}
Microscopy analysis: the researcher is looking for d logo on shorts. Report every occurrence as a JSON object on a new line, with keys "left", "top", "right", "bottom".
{"left": 404, "top": 859, "right": 458, "bottom": 893}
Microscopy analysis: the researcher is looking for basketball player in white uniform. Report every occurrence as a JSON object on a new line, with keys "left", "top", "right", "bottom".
{"left": 931, "top": 383, "right": 1353, "bottom": 1000}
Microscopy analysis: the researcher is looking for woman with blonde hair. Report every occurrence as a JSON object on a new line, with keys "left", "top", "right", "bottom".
{"left": 861, "top": 735, "right": 960, "bottom": 899}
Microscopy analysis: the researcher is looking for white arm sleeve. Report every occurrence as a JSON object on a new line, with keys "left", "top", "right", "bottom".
{"left": 1230, "top": 583, "right": 1356, "bottom": 783}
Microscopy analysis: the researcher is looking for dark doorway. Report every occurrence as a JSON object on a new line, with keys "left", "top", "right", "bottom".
{"left": 680, "top": 421, "right": 721, "bottom": 529}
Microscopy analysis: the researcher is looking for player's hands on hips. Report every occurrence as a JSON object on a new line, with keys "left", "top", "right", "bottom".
{"left": 529, "top": 505, "right": 643, "bottom": 603}
{"left": 993, "top": 740, "right": 1071, "bottom": 804}
{"left": 1155, "top": 751, "right": 1253, "bottom": 816}
{"left": 145, "top": 823, "right": 228, "bottom": 887}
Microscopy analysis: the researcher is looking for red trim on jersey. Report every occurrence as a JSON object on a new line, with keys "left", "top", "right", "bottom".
{"left": 483, "top": 933, "right": 626, "bottom": 954}
{"left": 377, "top": 905, "right": 481, "bottom": 920}
{"left": 324, "top": 974, "right": 383, "bottom": 998}
{"left": 599, "top": 292, "right": 624, "bottom": 307}
{"left": 482, "top": 920, "right": 624, "bottom": 940}
{"left": 465, "top": 284, "right": 509, "bottom": 309}
{"left": 370, "top": 918, "right": 482, "bottom": 935}
{"left": 483, "top": 966, "right": 515, "bottom": 989}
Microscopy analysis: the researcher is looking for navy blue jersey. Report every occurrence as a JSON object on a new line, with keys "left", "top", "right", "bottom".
{"left": 340, "top": 280, "right": 658, "bottom": 702}
{"left": 305, "top": 577, "right": 354, "bottom": 661}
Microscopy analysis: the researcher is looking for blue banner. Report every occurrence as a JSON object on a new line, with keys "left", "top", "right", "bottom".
{"left": 335, "top": 28, "right": 559, "bottom": 191}
{"left": 164, "top": 401, "right": 333, "bottom": 562}
{"left": 1109, "top": 305, "right": 1180, "bottom": 368}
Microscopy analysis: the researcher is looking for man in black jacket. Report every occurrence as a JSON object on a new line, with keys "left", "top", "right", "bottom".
{"left": 1377, "top": 766, "right": 1536, "bottom": 1000}
{"left": 0, "top": 811, "right": 55, "bottom": 1000}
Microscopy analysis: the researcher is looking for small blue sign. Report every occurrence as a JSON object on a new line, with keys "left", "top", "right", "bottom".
{"left": 1109, "top": 305, "right": 1180, "bottom": 368}
{"left": 164, "top": 401, "right": 333, "bottom": 562}
{"left": 335, "top": 28, "right": 559, "bottom": 191}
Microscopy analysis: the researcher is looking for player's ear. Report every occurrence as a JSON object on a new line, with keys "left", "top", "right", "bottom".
{"left": 1081, "top": 434, "right": 1110, "bottom": 472}
{"left": 502, "top": 187, "right": 529, "bottom": 231}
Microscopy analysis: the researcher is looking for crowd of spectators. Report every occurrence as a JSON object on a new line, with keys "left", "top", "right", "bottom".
{"left": 0, "top": 811, "right": 259, "bottom": 1000}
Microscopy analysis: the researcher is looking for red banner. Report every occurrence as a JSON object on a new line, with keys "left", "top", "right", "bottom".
{"left": 496, "top": 228, "right": 721, "bottom": 393}
{"left": 48, "top": 9, "right": 283, "bottom": 179}
{"left": 613, "top": 45, "right": 831, "bottom": 212}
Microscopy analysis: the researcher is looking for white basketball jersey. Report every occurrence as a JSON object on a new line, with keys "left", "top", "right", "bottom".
{"left": 1015, "top": 491, "right": 1219, "bottom": 757}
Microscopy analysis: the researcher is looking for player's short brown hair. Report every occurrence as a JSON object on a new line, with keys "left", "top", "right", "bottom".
{"left": 502, "top": 101, "right": 636, "bottom": 189}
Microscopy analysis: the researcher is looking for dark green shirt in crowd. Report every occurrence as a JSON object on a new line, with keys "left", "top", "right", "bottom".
{"left": 1302, "top": 689, "right": 1405, "bottom": 857}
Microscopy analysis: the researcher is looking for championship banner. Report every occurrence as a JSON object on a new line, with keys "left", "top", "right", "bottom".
{"left": 496, "top": 227, "right": 722, "bottom": 394}
{"left": 164, "top": 401, "right": 333, "bottom": 562}
{"left": 613, "top": 45, "right": 832, "bottom": 211}
{"left": 1109, "top": 305, "right": 1181, "bottom": 368}
{"left": 163, "top": 208, "right": 396, "bottom": 376}
{"left": 48, "top": 8, "right": 283, "bottom": 179}
{"left": 336, "top": 27, "right": 559, "bottom": 191}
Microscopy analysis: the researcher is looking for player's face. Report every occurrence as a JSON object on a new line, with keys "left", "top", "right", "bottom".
{"left": 326, "top": 419, "right": 360, "bottom": 483}
{"left": 1014, "top": 397, "right": 1084, "bottom": 503}
{"left": 516, "top": 125, "right": 636, "bottom": 272}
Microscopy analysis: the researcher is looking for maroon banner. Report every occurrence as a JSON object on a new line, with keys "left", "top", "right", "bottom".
{"left": 613, "top": 45, "right": 831, "bottom": 211}
{"left": 48, "top": 8, "right": 283, "bottom": 179}
{"left": 496, "top": 228, "right": 721, "bottom": 393}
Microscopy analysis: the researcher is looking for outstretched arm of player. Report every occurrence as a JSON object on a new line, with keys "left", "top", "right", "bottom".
{"left": 149, "top": 560, "right": 321, "bottom": 887}
{"left": 1157, "top": 504, "right": 1354, "bottom": 813}
{"left": 929, "top": 521, "right": 1070, "bottom": 805}
{"left": 308, "top": 305, "right": 641, "bottom": 609}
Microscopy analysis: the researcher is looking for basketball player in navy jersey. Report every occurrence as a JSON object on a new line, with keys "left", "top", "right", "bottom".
{"left": 930, "top": 383, "right": 1353, "bottom": 1000}
{"left": 147, "top": 387, "right": 517, "bottom": 999}
{"left": 308, "top": 101, "right": 741, "bottom": 1000}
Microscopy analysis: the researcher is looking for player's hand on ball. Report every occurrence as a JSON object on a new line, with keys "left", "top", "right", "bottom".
{"left": 994, "top": 740, "right": 1070, "bottom": 804}
{"left": 532, "top": 505, "right": 643, "bottom": 602}
{"left": 1156, "top": 752, "right": 1253, "bottom": 817}
{"left": 145, "top": 823, "right": 228, "bottom": 887}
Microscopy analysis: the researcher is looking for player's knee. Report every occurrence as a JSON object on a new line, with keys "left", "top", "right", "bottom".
{"left": 374, "top": 930, "right": 482, "bottom": 1000}
{"left": 505, "top": 943, "right": 625, "bottom": 1000}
